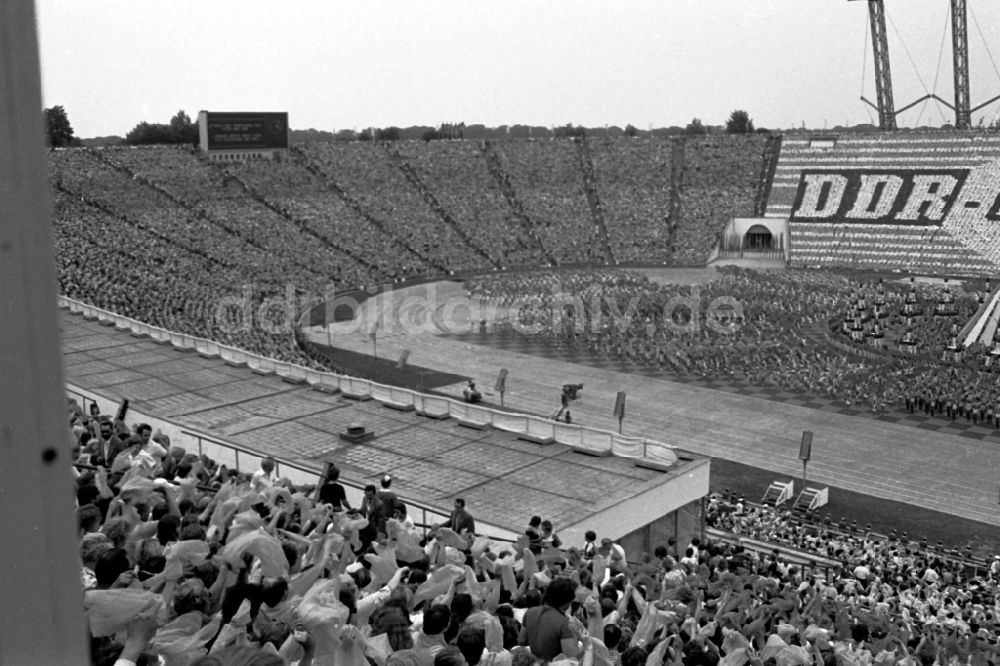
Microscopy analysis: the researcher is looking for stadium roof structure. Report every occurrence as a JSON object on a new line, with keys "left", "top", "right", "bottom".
{"left": 60, "top": 311, "right": 708, "bottom": 544}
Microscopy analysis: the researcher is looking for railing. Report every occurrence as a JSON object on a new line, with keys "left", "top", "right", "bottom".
{"left": 705, "top": 526, "right": 841, "bottom": 576}
{"left": 178, "top": 428, "right": 453, "bottom": 540}
{"left": 710, "top": 502, "right": 992, "bottom": 578}
{"left": 68, "top": 381, "right": 513, "bottom": 542}
{"left": 715, "top": 249, "right": 786, "bottom": 260}
{"left": 640, "top": 511, "right": 989, "bottom": 577}
{"left": 59, "top": 296, "right": 680, "bottom": 465}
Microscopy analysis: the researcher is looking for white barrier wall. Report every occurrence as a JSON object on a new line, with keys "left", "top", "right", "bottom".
{"left": 59, "top": 296, "right": 680, "bottom": 467}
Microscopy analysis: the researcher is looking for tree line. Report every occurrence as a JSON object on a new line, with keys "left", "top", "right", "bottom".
{"left": 44, "top": 107, "right": 198, "bottom": 148}
{"left": 43, "top": 106, "right": 763, "bottom": 148}
{"left": 339, "top": 114, "right": 761, "bottom": 142}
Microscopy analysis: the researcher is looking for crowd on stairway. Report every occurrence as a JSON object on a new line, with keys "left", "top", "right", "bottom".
{"left": 66, "top": 398, "right": 1000, "bottom": 666}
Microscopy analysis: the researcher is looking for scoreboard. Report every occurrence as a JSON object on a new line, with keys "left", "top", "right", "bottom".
{"left": 198, "top": 111, "right": 289, "bottom": 154}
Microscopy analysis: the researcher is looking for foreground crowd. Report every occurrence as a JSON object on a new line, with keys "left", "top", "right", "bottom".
{"left": 466, "top": 268, "right": 1000, "bottom": 419}
{"left": 69, "top": 402, "right": 1000, "bottom": 666}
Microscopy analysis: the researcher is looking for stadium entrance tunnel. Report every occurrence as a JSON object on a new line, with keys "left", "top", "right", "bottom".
{"left": 743, "top": 224, "right": 774, "bottom": 250}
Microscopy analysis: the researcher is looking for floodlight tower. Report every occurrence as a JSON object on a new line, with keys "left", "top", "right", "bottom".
{"left": 851, "top": 0, "right": 897, "bottom": 130}
{"left": 852, "top": 0, "right": 979, "bottom": 130}
{"left": 951, "top": 0, "right": 971, "bottom": 129}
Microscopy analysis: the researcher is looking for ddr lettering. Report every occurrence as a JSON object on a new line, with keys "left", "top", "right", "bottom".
{"left": 790, "top": 169, "right": 968, "bottom": 225}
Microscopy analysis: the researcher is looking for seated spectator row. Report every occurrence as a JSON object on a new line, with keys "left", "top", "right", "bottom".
{"left": 788, "top": 223, "right": 996, "bottom": 277}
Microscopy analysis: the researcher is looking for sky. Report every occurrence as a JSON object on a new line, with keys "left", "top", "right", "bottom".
{"left": 35, "top": 0, "right": 1000, "bottom": 139}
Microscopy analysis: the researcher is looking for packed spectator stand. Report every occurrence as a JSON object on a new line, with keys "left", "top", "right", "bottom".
{"left": 675, "top": 136, "right": 765, "bottom": 266}
{"left": 400, "top": 141, "right": 548, "bottom": 269}
{"left": 48, "top": 137, "right": 762, "bottom": 379}
{"left": 588, "top": 138, "right": 673, "bottom": 264}
{"left": 69, "top": 398, "right": 1000, "bottom": 665}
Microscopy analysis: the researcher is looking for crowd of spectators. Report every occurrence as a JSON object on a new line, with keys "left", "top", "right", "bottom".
{"left": 771, "top": 133, "right": 1000, "bottom": 277}
{"left": 48, "top": 140, "right": 1000, "bottom": 421}
{"left": 466, "top": 267, "right": 1000, "bottom": 420}
{"left": 46, "top": 137, "right": 769, "bottom": 378}
{"left": 227, "top": 152, "right": 437, "bottom": 282}
{"left": 49, "top": 136, "right": 767, "bottom": 291}
{"left": 494, "top": 140, "right": 606, "bottom": 266}
{"left": 944, "top": 160, "right": 1000, "bottom": 270}
{"left": 66, "top": 397, "right": 1000, "bottom": 665}
{"left": 786, "top": 224, "right": 995, "bottom": 279}
{"left": 707, "top": 491, "right": 975, "bottom": 562}
{"left": 674, "top": 136, "right": 766, "bottom": 266}
{"left": 589, "top": 138, "right": 673, "bottom": 264}
{"left": 400, "top": 141, "right": 548, "bottom": 269}
{"left": 49, "top": 146, "right": 399, "bottom": 370}
{"left": 80, "top": 147, "right": 353, "bottom": 291}
{"left": 300, "top": 142, "right": 493, "bottom": 275}
{"left": 570, "top": 137, "right": 614, "bottom": 266}
{"left": 51, "top": 187, "right": 320, "bottom": 368}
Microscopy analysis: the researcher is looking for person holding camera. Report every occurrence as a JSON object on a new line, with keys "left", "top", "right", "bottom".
{"left": 554, "top": 383, "right": 583, "bottom": 420}
{"left": 463, "top": 380, "right": 482, "bottom": 404}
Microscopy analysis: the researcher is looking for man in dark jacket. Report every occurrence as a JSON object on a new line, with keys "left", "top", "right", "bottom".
{"left": 444, "top": 498, "right": 476, "bottom": 539}
{"left": 87, "top": 418, "right": 123, "bottom": 468}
